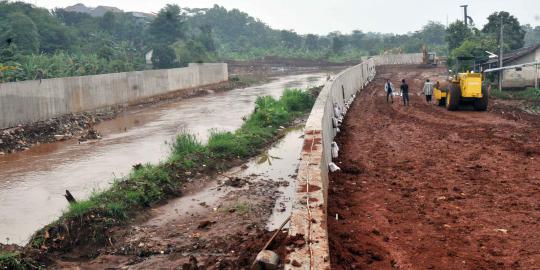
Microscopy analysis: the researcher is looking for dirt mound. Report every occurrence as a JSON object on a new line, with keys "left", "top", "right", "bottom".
{"left": 0, "top": 112, "right": 114, "bottom": 154}
{"left": 223, "top": 177, "right": 249, "bottom": 188}
{"left": 328, "top": 65, "right": 540, "bottom": 269}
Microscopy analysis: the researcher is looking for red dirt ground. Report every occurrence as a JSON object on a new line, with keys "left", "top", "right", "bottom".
{"left": 328, "top": 65, "right": 540, "bottom": 270}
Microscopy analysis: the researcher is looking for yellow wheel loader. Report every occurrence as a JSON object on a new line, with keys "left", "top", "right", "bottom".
{"left": 434, "top": 58, "right": 488, "bottom": 111}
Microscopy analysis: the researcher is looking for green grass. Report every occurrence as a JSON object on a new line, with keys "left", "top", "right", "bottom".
{"left": 230, "top": 202, "right": 252, "bottom": 215}
{"left": 208, "top": 130, "right": 249, "bottom": 158}
{"left": 64, "top": 200, "right": 98, "bottom": 218}
{"left": 492, "top": 87, "right": 540, "bottom": 101}
{"left": 29, "top": 87, "right": 317, "bottom": 252}
{"left": 0, "top": 251, "right": 41, "bottom": 270}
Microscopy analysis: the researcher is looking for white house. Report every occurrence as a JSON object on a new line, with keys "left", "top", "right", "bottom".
{"left": 481, "top": 44, "right": 540, "bottom": 89}
{"left": 145, "top": 50, "right": 153, "bottom": 65}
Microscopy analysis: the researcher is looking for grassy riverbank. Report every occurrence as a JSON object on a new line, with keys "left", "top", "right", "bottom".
{"left": 0, "top": 86, "right": 320, "bottom": 269}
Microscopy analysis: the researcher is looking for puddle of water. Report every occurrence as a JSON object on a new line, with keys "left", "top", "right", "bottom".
{"left": 0, "top": 72, "right": 330, "bottom": 245}
{"left": 245, "top": 129, "right": 304, "bottom": 231}
{"left": 138, "top": 128, "right": 305, "bottom": 231}
{"left": 144, "top": 181, "right": 225, "bottom": 227}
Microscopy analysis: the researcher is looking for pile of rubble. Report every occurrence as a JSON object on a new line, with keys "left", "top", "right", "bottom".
{"left": 0, "top": 111, "right": 115, "bottom": 155}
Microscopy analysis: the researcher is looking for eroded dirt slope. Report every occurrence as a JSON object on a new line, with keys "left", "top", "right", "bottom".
{"left": 329, "top": 65, "right": 540, "bottom": 270}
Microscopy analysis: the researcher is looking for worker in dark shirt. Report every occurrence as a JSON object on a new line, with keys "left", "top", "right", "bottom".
{"left": 400, "top": 79, "right": 409, "bottom": 106}
{"left": 384, "top": 79, "right": 394, "bottom": 103}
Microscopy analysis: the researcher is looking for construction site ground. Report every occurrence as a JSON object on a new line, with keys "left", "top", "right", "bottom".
{"left": 329, "top": 65, "right": 540, "bottom": 270}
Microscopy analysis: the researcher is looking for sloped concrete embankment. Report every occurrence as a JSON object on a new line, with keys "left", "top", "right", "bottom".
{"left": 0, "top": 63, "right": 227, "bottom": 129}
{"left": 286, "top": 54, "right": 422, "bottom": 269}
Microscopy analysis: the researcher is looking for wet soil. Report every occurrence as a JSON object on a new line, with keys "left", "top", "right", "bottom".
{"left": 47, "top": 128, "right": 306, "bottom": 269}
{"left": 328, "top": 65, "right": 540, "bottom": 270}
{"left": 227, "top": 56, "right": 357, "bottom": 76}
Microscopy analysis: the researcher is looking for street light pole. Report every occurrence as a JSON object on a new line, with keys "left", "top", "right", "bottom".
{"left": 499, "top": 15, "right": 504, "bottom": 91}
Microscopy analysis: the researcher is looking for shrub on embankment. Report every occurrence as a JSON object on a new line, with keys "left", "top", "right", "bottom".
{"left": 19, "top": 88, "right": 318, "bottom": 260}
{"left": 0, "top": 250, "right": 41, "bottom": 270}
{"left": 491, "top": 87, "right": 540, "bottom": 101}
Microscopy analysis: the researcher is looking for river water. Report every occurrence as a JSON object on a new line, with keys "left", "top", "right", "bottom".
{"left": 0, "top": 72, "right": 329, "bottom": 245}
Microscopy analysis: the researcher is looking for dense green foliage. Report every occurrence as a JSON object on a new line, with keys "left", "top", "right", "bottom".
{"left": 1, "top": 1, "right": 538, "bottom": 83}
{"left": 446, "top": 11, "right": 533, "bottom": 72}
{"left": 0, "top": 1, "right": 452, "bottom": 82}
{"left": 0, "top": 1, "right": 146, "bottom": 82}
{"left": 482, "top": 11, "right": 526, "bottom": 51}
{"left": 446, "top": 21, "right": 473, "bottom": 51}
{"left": 187, "top": 5, "right": 448, "bottom": 60}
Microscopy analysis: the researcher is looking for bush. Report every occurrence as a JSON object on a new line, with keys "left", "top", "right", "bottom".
{"left": 247, "top": 96, "right": 290, "bottom": 127}
{"left": 280, "top": 88, "right": 316, "bottom": 112}
{"left": 168, "top": 133, "right": 208, "bottom": 167}
{"left": 492, "top": 87, "right": 540, "bottom": 101}
{"left": 518, "top": 87, "right": 540, "bottom": 100}
{"left": 0, "top": 251, "right": 40, "bottom": 270}
{"left": 208, "top": 130, "right": 249, "bottom": 157}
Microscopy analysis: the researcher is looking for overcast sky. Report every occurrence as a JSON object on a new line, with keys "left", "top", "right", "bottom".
{"left": 25, "top": 0, "right": 540, "bottom": 35}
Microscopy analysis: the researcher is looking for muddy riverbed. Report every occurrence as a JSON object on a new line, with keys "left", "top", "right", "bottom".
{"left": 0, "top": 72, "right": 330, "bottom": 245}
{"left": 50, "top": 126, "right": 305, "bottom": 269}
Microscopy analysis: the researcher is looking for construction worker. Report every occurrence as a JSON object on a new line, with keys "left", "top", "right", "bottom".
{"left": 384, "top": 79, "right": 394, "bottom": 103}
{"left": 400, "top": 79, "right": 409, "bottom": 106}
{"left": 423, "top": 79, "right": 434, "bottom": 103}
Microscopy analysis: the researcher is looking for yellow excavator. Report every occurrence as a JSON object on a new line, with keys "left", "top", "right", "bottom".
{"left": 422, "top": 45, "right": 437, "bottom": 67}
{"left": 434, "top": 57, "right": 488, "bottom": 111}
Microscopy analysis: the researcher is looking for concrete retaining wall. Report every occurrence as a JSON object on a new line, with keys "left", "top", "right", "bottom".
{"left": 0, "top": 63, "right": 228, "bottom": 129}
{"left": 286, "top": 53, "right": 422, "bottom": 269}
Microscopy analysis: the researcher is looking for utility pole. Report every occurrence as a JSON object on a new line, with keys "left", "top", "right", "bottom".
{"left": 461, "top": 5, "right": 468, "bottom": 26}
{"left": 460, "top": 5, "right": 474, "bottom": 26}
{"left": 499, "top": 15, "right": 504, "bottom": 91}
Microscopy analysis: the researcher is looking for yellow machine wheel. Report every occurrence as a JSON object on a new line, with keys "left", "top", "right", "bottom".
{"left": 473, "top": 86, "right": 489, "bottom": 111}
{"left": 438, "top": 99, "right": 446, "bottom": 106}
{"left": 446, "top": 84, "right": 460, "bottom": 111}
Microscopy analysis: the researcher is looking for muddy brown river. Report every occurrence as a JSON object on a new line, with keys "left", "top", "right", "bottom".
{"left": 0, "top": 72, "right": 330, "bottom": 245}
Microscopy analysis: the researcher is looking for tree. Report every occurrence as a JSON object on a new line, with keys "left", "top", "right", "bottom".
{"left": 151, "top": 45, "right": 176, "bottom": 69}
{"left": 523, "top": 24, "right": 540, "bottom": 46}
{"left": 419, "top": 21, "right": 446, "bottom": 45}
{"left": 304, "top": 34, "right": 319, "bottom": 51}
{"left": 329, "top": 31, "right": 345, "bottom": 53}
{"left": 2, "top": 12, "right": 39, "bottom": 54}
{"left": 482, "top": 11, "right": 525, "bottom": 51}
{"left": 149, "top": 4, "right": 186, "bottom": 45}
{"left": 174, "top": 40, "right": 212, "bottom": 67}
{"left": 447, "top": 32, "right": 497, "bottom": 71}
{"left": 451, "top": 35, "right": 497, "bottom": 59}
{"left": 197, "top": 25, "right": 216, "bottom": 52}
{"left": 446, "top": 21, "right": 472, "bottom": 51}
{"left": 99, "top": 11, "right": 117, "bottom": 33}
{"left": 280, "top": 30, "right": 302, "bottom": 49}
{"left": 349, "top": 30, "right": 365, "bottom": 49}
{"left": 0, "top": 43, "right": 20, "bottom": 62}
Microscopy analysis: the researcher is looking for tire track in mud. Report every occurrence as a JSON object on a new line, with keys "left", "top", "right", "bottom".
{"left": 328, "top": 65, "right": 540, "bottom": 270}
